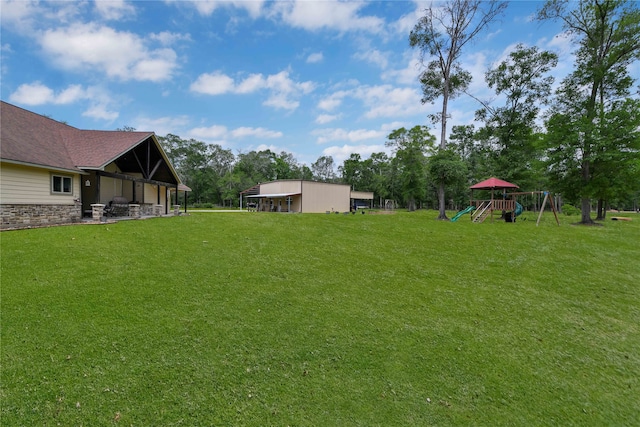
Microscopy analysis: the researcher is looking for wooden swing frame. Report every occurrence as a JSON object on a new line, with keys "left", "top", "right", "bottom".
{"left": 509, "top": 191, "right": 560, "bottom": 226}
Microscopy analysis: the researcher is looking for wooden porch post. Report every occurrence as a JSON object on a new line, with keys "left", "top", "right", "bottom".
{"left": 96, "top": 174, "right": 101, "bottom": 203}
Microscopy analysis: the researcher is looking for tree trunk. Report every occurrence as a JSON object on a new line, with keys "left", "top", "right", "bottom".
{"left": 437, "top": 182, "right": 448, "bottom": 220}
{"left": 436, "top": 84, "right": 449, "bottom": 221}
{"left": 440, "top": 91, "right": 448, "bottom": 150}
{"left": 579, "top": 153, "right": 594, "bottom": 224}
{"left": 596, "top": 199, "right": 606, "bottom": 220}
{"left": 580, "top": 197, "right": 593, "bottom": 224}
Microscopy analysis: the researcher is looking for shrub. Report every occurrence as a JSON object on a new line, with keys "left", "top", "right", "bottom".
{"left": 561, "top": 203, "right": 579, "bottom": 216}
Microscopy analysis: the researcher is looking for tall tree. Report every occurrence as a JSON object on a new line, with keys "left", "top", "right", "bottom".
{"left": 234, "top": 150, "right": 276, "bottom": 184}
{"left": 207, "top": 144, "right": 235, "bottom": 204}
{"left": 369, "top": 152, "right": 392, "bottom": 207}
{"left": 272, "top": 151, "right": 304, "bottom": 180}
{"left": 386, "top": 126, "right": 436, "bottom": 211}
{"left": 340, "top": 153, "right": 376, "bottom": 192}
{"left": 410, "top": 0, "right": 507, "bottom": 219}
{"left": 539, "top": 0, "right": 640, "bottom": 224}
{"left": 427, "top": 148, "right": 469, "bottom": 210}
{"left": 158, "top": 134, "right": 211, "bottom": 204}
{"left": 474, "top": 44, "right": 558, "bottom": 189}
{"left": 449, "top": 124, "right": 490, "bottom": 183}
{"left": 311, "top": 155, "right": 336, "bottom": 182}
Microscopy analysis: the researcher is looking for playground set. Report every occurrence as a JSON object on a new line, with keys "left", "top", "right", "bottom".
{"left": 451, "top": 177, "right": 560, "bottom": 226}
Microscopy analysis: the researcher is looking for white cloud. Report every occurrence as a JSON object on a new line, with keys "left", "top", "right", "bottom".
{"left": 230, "top": 127, "right": 283, "bottom": 139}
{"left": 541, "top": 31, "right": 574, "bottom": 62}
{"left": 173, "top": 0, "right": 265, "bottom": 19}
{"left": 271, "top": 1, "right": 384, "bottom": 33}
{"left": 355, "top": 85, "right": 426, "bottom": 119}
{"left": 190, "top": 72, "right": 236, "bottom": 95}
{"left": 9, "top": 82, "right": 55, "bottom": 105}
{"left": 306, "top": 52, "right": 323, "bottom": 63}
{"left": 82, "top": 104, "right": 119, "bottom": 121}
{"left": 235, "top": 73, "right": 265, "bottom": 94}
{"left": 317, "top": 91, "right": 347, "bottom": 111}
{"left": 312, "top": 127, "right": 387, "bottom": 145}
{"left": 191, "top": 69, "right": 315, "bottom": 111}
{"left": 9, "top": 81, "right": 122, "bottom": 122}
{"left": 94, "top": 0, "right": 136, "bottom": 21}
{"left": 460, "top": 51, "right": 491, "bottom": 98}
{"left": 56, "top": 84, "right": 87, "bottom": 104}
{"left": 353, "top": 49, "right": 389, "bottom": 69}
{"left": 318, "top": 83, "right": 427, "bottom": 120}
{"left": 381, "top": 55, "right": 422, "bottom": 86}
{"left": 264, "top": 70, "right": 314, "bottom": 110}
{"left": 322, "top": 143, "right": 390, "bottom": 166}
{"left": 39, "top": 23, "right": 178, "bottom": 82}
{"left": 315, "top": 114, "right": 340, "bottom": 124}
{"left": 390, "top": 1, "right": 425, "bottom": 35}
{"left": 149, "top": 31, "right": 192, "bottom": 46}
{"left": 189, "top": 124, "right": 282, "bottom": 142}
{"left": 189, "top": 124, "right": 229, "bottom": 140}
{"left": 9, "top": 81, "right": 97, "bottom": 106}
{"left": 133, "top": 115, "right": 191, "bottom": 136}
{"left": 0, "top": 0, "right": 45, "bottom": 33}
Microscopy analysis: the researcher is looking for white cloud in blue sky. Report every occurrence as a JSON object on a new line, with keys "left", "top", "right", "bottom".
{"left": 2, "top": 0, "right": 633, "bottom": 167}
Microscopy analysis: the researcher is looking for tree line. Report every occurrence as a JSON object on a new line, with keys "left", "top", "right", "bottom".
{"left": 156, "top": 0, "right": 639, "bottom": 221}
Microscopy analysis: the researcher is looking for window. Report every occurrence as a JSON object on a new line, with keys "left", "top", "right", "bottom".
{"left": 52, "top": 175, "right": 72, "bottom": 194}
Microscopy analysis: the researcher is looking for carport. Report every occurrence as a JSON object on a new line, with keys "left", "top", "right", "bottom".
{"left": 245, "top": 192, "right": 301, "bottom": 212}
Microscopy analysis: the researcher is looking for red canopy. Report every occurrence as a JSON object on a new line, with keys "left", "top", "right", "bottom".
{"left": 469, "top": 177, "right": 519, "bottom": 190}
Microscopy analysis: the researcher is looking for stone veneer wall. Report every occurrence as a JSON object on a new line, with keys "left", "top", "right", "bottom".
{"left": 0, "top": 204, "right": 82, "bottom": 230}
{"left": 140, "top": 203, "right": 155, "bottom": 216}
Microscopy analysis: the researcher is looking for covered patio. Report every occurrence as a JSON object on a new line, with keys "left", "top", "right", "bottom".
{"left": 244, "top": 192, "right": 301, "bottom": 212}
{"left": 81, "top": 134, "right": 181, "bottom": 219}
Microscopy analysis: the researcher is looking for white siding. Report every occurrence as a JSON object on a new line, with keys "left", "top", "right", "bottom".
{"left": 0, "top": 162, "right": 80, "bottom": 205}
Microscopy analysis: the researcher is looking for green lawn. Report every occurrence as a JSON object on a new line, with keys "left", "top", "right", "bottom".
{"left": 2, "top": 211, "right": 639, "bottom": 426}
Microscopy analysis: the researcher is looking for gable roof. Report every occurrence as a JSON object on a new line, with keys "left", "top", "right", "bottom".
{"left": 0, "top": 101, "right": 163, "bottom": 174}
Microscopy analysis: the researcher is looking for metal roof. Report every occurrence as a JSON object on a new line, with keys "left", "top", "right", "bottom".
{"left": 469, "top": 177, "right": 519, "bottom": 190}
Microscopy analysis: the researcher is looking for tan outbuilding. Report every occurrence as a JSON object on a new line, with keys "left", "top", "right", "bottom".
{"left": 240, "top": 180, "right": 373, "bottom": 213}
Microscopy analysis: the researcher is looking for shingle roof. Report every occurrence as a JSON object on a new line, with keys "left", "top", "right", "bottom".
{"left": 1, "top": 101, "right": 153, "bottom": 171}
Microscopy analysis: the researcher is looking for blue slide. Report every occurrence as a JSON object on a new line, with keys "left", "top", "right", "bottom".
{"left": 451, "top": 206, "right": 475, "bottom": 222}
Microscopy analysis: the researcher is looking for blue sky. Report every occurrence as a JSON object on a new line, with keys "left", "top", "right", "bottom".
{"left": 2, "top": 0, "right": 627, "bottom": 168}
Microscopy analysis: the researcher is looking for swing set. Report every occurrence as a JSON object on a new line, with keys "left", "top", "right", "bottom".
{"left": 510, "top": 191, "right": 560, "bottom": 226}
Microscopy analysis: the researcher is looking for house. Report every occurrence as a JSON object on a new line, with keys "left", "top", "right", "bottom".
{"left": 240, "top": 180, "right": 374, "bottom": 213}
{"left": 0, "top": 101, "right": 182, "bottom": 229}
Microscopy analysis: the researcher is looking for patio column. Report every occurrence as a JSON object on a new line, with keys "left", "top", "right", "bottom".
{"left": 91, "top": 204, "right": 104, "bottom": 222}
{"left": 129, "top": 204, "right": 140, "bottom": 219}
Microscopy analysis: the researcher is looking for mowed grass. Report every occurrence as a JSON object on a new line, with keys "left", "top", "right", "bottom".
{"left": 1, "top": 211, "right": 639, "bottom": 426}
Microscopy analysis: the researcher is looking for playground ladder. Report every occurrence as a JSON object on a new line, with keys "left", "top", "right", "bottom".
{"left": 472, "top": 202, "right": 491, "bottom": 223}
